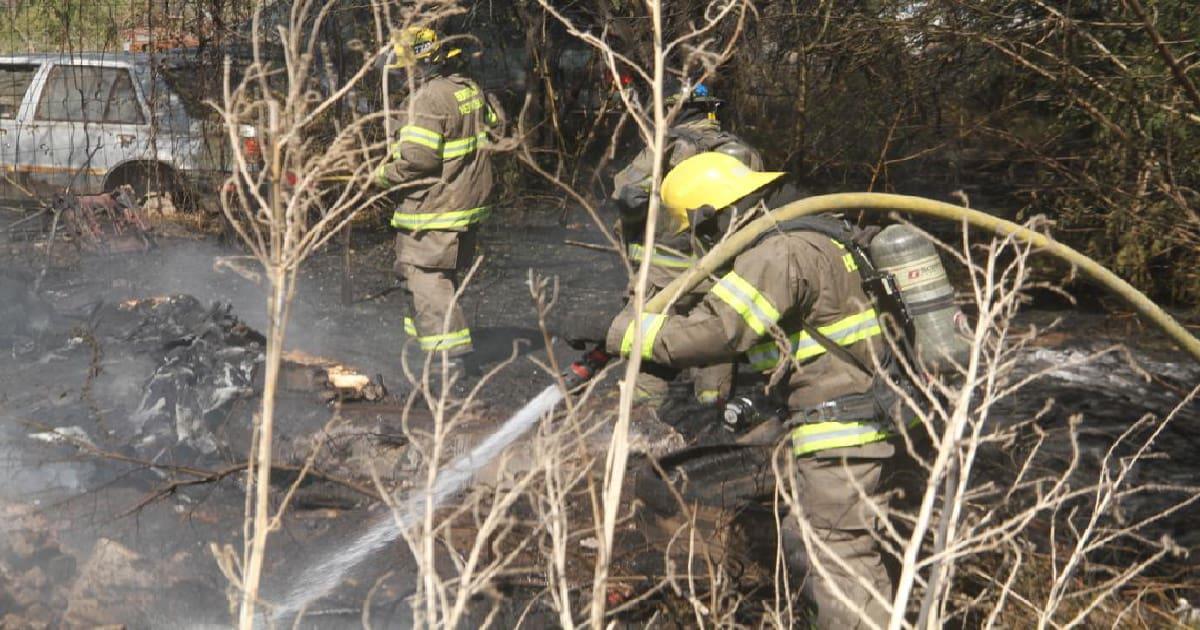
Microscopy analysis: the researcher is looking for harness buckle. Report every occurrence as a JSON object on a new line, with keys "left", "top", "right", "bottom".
{"left": 800, "top": 400, "right": 839, "bottom": 424}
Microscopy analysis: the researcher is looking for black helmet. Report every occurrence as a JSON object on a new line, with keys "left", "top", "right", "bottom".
{"left": 662, "top": 76, "right": 723, "bottom": 109}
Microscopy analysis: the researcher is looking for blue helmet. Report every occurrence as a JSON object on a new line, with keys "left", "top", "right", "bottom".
{"left": 663, "top": 77, "right": 723, "bottom": 108}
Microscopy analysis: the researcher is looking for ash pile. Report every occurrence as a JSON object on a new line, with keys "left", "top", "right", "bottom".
{"left": 120, "top": 295, "right": 264, "bottom": 457}
{"left": 0, "top": 270, "right": 385, "bottom": 474}
{"left": 8, "top": 291, "right": 268, "bottom": 466}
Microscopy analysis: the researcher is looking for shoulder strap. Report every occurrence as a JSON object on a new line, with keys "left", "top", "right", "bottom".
{"left": 760, "top": 215, "right": 919, "bottom": 375}
{"left": 751, "top": 215, "right": 861, "bottom": 252}
{"left": 667, "top": 125, "right": 700, "bottom": 143}
{"left": 706, "top": 130, "right": 739, "bottom": 149}
{"left": 799, "top": 319, "right": 874, "bottom": 378}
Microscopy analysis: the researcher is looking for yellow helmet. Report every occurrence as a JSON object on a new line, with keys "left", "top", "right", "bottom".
{"left": 661, "top": 152, "right": 785, "bottom": 230}
{"left": 388, "top": 26, "right": 461, "bottom": 70}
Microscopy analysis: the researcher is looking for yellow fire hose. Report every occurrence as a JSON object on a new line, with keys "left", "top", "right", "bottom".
{"left": 645, "top": 193, "right": 1200, "bottom": 364}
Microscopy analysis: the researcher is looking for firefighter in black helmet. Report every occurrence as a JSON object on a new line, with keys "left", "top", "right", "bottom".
{"left": 606, "top": 77, "right": 763, "bottom": 407}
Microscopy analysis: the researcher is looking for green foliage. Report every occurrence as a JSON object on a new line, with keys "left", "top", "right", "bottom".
{"left": 0, "top": 0, "right": 136, "bottom": 53}
{"left": 721, "top": 0, "right": 1200, "bottom": 305}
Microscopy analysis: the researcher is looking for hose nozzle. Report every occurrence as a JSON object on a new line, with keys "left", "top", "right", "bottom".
{"left": 563, "top": 347, "right": 611, "bottom": 390}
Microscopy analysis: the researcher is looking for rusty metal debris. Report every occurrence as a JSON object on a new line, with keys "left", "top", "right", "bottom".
{"left": 53, "top": 185, "right": 154, "bottom": 254}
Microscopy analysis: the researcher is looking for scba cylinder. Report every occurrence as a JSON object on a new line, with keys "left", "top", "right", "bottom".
{"left": 868, "top": 224, "right": 969, "bottom": 371}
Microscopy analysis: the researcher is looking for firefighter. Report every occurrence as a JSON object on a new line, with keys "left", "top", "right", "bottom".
{"left": 606, "top": 78, "right": 763, "bottom": 405}
{"left": 375, "top": 26, "right": 500, "bottom": 372}
{"left": 606, "top": 152, "right": 914, "bottom": 628}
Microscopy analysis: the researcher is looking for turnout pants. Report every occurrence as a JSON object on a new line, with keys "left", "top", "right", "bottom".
{"left": 635, "top": 439, "right": 916, "bottom": 629}
{"left": 782, "top": 449, "right": 895, "bottom": 628}
{"left": 394, "top": 227, "right": 477, "bottom": 357}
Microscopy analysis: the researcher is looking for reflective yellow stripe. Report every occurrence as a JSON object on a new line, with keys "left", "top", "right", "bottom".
{"left": 627, "top": 244, "right": 695, "bottom": 270}
{"left": 399, "top": 125, "right": 444, "bottom": 150}
{"left": 696, "top": 390, "right": 721, "bottom": 404}
{"left": 634, "top": 383, "right": 666, "bottom": 402}
{"left": 791, "top": 420, "right": 891, "bottom": 456}
{"left": 748, "top": 308, "right": 882, "bottom": 371}
{"left": 619, "top": 313, "right": 666, "bottom": 360}
{"left": 373, "top": 161, "right": 392, "bottom": 187}
{"left": 454, "top": 86, "right": 479, "bottom": 102}
{"left": 441, "top": 132, "right": 488, "bottom": 159}
{"left": 416, "top": 327, "right": 472, "bottom": 352}
{"left": 827, "top": 239, "right": 857, "bottom": 272}
{"left": 395, "top": 126, "right": 487, "bottom": 159}
{"left": 391, "top": 206, "right": 491, "bottom": 230}
{"left": 388, "top": 140, "right": 404, "bottom": 159}
{"left": 405, "top": 317, "right": 472, "bottom": 351}
{"left": 710, "top": 271, "right": 781, "bottom": 336}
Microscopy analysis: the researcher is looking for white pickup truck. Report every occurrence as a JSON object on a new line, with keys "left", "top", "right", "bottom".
{"left": 0, "top": 51, "right": 256, "bottom": 211}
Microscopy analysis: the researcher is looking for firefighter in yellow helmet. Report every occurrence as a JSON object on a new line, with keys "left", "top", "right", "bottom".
{"left": 606, "top": 78, "right": 764, "bottom": 406}
{"left": 375, "top": 26, "right": 502, "bottom": 373}
{"left": 607, "top": 152, "right": 916, "bottom": 628}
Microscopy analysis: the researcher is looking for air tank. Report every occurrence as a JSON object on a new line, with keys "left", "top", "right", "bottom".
{"left": 868, "top": 224, "right": 969, "bottom": 372}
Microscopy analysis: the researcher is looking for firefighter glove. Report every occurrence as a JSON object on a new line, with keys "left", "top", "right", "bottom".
{"left": 617, "top": 183, "right": 650, "bottom": 212}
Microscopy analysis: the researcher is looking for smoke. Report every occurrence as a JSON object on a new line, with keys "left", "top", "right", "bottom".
{"left": 77, "top": 238, "right": 409, "bottom": 385}
{"left": 0, "top": 237, "right": 412, "bottom": 628}
{"left": 271, "top": 383, "right": 566, "bottom": 624}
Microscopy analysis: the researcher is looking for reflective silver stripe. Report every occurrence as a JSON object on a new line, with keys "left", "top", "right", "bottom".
{"left": 399, "top": 125, "right": 443, "bottom": 150}
{"left": 790, "top": 420, "right": 892, "bottom": 455}
{"left": 415, "top": 327, "right": 472, "bottom": 351}
{"left": 391, "top": 206, "right": 491, "bottom": 230}
{"left": 441, "top": 132, "right": 488, "bottom": 158}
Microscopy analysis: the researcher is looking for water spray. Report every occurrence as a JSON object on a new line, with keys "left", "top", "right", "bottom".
{"left": 272, "top": 192, "right": 1199, "bottom": 624}
{"left": 270, "top": 352, "right": 608, "bottom": 623}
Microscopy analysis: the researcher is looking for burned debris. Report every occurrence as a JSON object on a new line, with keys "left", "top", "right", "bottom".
{"left": 0, "top": 275, "right": 390, "bottom": 472}
{"left": 122, "top": 295, "right": 263, "bottom": 457}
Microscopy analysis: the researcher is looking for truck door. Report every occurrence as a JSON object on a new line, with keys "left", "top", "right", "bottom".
{"left": 19, "top": 63, "right": 148, "bottom": 196}
{"left": 0, "top": 63, "right": 39, "bottom": 201}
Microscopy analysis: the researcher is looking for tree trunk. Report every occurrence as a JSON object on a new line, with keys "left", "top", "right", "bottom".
{"left": 238, "top": 265, "right": 290, "bottom": 629}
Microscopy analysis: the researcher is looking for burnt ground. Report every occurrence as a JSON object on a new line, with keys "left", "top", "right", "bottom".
{"left": 0, "top": 207, "right": 655, "bottom": 629}
{"left": 1, "top": 206, "right": 1199, "bottom": 628}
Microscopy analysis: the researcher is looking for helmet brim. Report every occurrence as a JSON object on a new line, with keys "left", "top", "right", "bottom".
{"left": 704, "top": 170, "right": 785, "bottom": 212}
{"left": 670, "top": 170, "right": 785, "bottom": 232}
{"left": 384, "top": 47, "right": 461, "bottom": 71}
